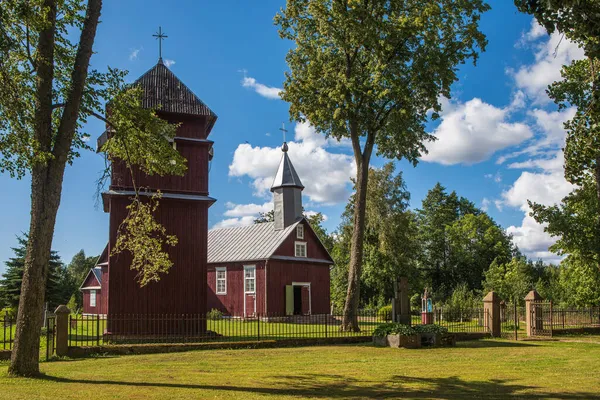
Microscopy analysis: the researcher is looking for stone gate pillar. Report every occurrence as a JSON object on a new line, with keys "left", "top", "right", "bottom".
{"left": 54, "top": 305, "right": 70, "bottom": 357}
{"left": 525, "top": 290, "right": 543, "bottom": 337}
{"left": 483, "top": 291, "right": 501, "bottom": 337}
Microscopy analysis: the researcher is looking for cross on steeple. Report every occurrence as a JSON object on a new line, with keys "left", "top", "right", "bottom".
{"left": 279, "top": 123, "right": 288, "bottom": 143}
{"left": 153, "top": 26, "right": 168, "bottom": 61}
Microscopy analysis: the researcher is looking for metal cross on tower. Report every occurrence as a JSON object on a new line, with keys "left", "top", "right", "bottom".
{"left": 279, "top": 123, "right": 288, "bottom": 143}
{"left": 153, "top": 26, "right": 168, "bottom": 61}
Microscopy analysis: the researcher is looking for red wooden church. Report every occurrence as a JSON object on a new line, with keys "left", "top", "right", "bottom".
{"left": 90, "top": 57, "right": 217, "bottom": 321}
{"left": 80, "top": 58, "right": 332, "bottom": 321}
{"left": 207, "top": 143, "right": 333, "bottom": 317}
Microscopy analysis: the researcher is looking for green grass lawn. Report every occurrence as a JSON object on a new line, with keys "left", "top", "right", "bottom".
{"left": 1, "top": 339, "right": 599, "bottom": 399}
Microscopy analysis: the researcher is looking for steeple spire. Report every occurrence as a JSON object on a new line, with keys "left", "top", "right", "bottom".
{"left": 271, "top": 133, "right": 304, "bottom": 230}
{"left": 153, "top": 26, "right": 168, "bottom": 62}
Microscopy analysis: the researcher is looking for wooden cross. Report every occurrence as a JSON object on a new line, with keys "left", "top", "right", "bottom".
{"left": 153, "top": 26, "right": 168, "bottom": 60}
{"left": 279, "top": 123, "right": 288, "bottom": 143}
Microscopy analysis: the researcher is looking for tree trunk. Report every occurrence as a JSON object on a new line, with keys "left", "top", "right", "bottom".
{"left": 341, "top": 126, "right": 375, "bottom": 332}
{"left": 8, "top": 0, "right": 57, "bottom": 377}
{"left": 9, "top": 0, "right": 102, "bottom": 376}
{"left": 341, "top": 158, "right": 370, "bottom": 331}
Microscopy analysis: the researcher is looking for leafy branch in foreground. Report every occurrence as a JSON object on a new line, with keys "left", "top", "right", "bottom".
{"left": 112, "top": 192, "right": 178, "bottom": 287}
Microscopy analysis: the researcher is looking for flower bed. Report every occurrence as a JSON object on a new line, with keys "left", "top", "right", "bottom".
{"left": 373, "top": 323, "right": 455, "bottom": 348}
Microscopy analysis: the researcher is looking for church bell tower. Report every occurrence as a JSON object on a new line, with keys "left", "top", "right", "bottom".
{"left": 271, "top": 142, "right": 304, "bottom": 231}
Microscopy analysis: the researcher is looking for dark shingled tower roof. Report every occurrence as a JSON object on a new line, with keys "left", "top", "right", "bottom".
{"left": 134, "top": 59, "right": 218, "bottom": 134}
{"left": 270, "top": 142, "right": 304, "bottom": 192}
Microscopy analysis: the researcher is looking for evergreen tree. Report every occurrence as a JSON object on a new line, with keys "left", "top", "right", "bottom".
{"left": 0, "top": 236, "right": 73, "bottom": 312}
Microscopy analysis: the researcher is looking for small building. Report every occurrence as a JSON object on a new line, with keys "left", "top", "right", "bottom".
{"left": 207, "top": 143, "right": 334, "bottom": 317}
{"left": 80, "top": 246, "right": 108, "bottom": 315}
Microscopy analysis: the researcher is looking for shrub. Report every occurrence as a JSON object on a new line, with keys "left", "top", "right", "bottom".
{"left": 377, "top": 305, "right": 393, "bottom": 321}
{"left": 207, "top": 308, "right": 224, "bottom": 320}
{"left": 413, "top": 324, "right": 448, "bottom": 335}
{"left": 373, "top": 323, "right": 416, "bottom": 337}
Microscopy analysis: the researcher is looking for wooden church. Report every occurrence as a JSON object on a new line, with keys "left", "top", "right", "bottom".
{"left": 81, "top": 54, "right": 332, "bottom": 322}
{"left": 207, "top": 143, "right": 333, "bottom": 317}
{"left": 95, "top": 56, "right": 217, "bottom": 320}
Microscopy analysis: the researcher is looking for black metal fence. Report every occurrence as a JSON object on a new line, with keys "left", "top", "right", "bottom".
{"left": 2, "top": 312, "right": 14, "bottom": 351}
{"left": 550, "top": 306, "right": 600, "bottom": 331}
{"left": 2, "top": 312, "right": 56, "bottom": 361}
{"left": 69, "top": 311, "right": 384, "bottom": 346}
{"left": 500, "top": 304, "right": 526, "bottom": 340}
{"left": 410, "top": 308, "right": 490, "bottom": 333}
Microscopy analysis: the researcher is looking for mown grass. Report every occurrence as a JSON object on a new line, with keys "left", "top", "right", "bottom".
{"left": 1, "top": 339, "right": 600, "bottom": 399}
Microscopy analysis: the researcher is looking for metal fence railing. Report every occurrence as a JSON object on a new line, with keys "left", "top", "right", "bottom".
{"left": 550, "top": 307, "right": 600, "bottom": 331}
{"left": 2, "top": 311, "right": 56, "bottom": 361}
{"left": 409, "top": 308, "right": 490, "bottom": 334}
{"left": 68, "top": 311, "right": 386, "bottom": 346}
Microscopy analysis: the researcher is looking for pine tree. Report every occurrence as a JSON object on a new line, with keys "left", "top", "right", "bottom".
{"left": 0, "top": 236, "right": 73, "bottom": 312}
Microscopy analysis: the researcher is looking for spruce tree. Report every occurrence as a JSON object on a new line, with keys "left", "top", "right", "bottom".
{"left": 0, "top": 236, "right": 72, "bottom": 313}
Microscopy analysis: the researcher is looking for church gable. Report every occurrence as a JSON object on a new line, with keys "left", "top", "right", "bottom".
{"left": 272, "top": 219, "right": 333, "bottom": 264}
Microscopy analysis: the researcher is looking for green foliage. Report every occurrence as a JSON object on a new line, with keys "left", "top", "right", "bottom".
{"left": 377, "top": 305, "right": 393, "bottom": 322}
{"left": 530, "top": 179, "right": 600, "bottom": 265}
{"left": 483, "top": 257, "right": 535, "bottom": 304}
{"left": 559, "top": 253, "right": 600, "bottom": 307}
{"left": 275, "top": 0, "right": 489, "bottom": 158}
{"left": 444, "top": 283, "right": 479, "bottom": 317}
{"left": 331, "top": 163, "right": 420, "bottom": 309}
{"left": 373, "top": 323, "right": 416, "bottom": 337}
{"left": 413, "top": 324, "right": 448, "bottom": 335}
{"left": 276, "top": 0, "right": 490, "bottom": 321}
{"left": 417, "top": 183, "right": 514, "bottom": 298}
{"left": 514, "top": 0, "right": 600, "bottom": 59}
{"left": 112, "top": 193, "right": 178, "bottom": 287}
{"left": 0, "top": 235, "right": 75, "bottom": 311}
{"left": 254, "top": 210, "right": 275, "bottom": 224}
{"left": 207, "top": 308, "right": 224, "bottom": 321}
{"left": 66, "top": 249, "right": 98, "bottom": 310}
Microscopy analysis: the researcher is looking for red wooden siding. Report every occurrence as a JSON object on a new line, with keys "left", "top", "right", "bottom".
{"left": 272, "top": 221, "right": 332, "bottom": 261}
{"left": 82, "top": 289, "right": 105, "bottom": 315}
{"left": 107, "top": 196, "right": 208, "bottom": 316}
{"left": 110, "top": 114, "right": 211, "bottom": 195}
{"left": 267, "top": 260, "right": 331, "bottom": 315}
{"left": 207, "top": 262, "right": 266, "bottom": 316}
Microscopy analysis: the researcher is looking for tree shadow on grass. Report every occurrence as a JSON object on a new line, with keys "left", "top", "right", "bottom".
{"left": 33, "top": 372, "right": 600, "bottom": 399}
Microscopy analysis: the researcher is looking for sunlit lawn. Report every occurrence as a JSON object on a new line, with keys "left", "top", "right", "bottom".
{"left": 1, "top": 339, "right": 599, "bottom": 399}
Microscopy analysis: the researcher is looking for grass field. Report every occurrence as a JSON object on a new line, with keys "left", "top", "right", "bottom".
{"left": 1, "top": 338, "right": 600, "bottom": 399}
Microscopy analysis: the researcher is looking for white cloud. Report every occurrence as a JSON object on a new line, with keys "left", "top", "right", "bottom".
{"left": 510, "top": 19, "right": 584, "bottom": 104}
{"left": 229, "top": 123, "right": 356, "bottom": 205}
{"left": 305, "top": 210, "right": 328, "bottom": 221}
{"left": 129, "top": 47, "right": 142, "bottom": 61}
{"left": 422, "top": 98, "right": 532, "bottom": 165}
{"left": 481, "top": 198, "right": 490, "bottom": 212}
{"left": 164, "top": 59, "right": 176, "bottom": 68}
{"left": 223, "top": 201, "right": 273, "bottom": 218}
{"left": 494, "top": 200, "right": 504, "bottom": 212}
{"left": 212, "top": 216, "right": 255, "bottom": 230}
{"left": 507, "top": 215, "right": 562, "bottom": 263}
{"left": 241, "top": 76, "right": 282, "bottom": 100}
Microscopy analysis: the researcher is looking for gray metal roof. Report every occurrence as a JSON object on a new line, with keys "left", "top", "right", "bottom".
{"left": 271, "top": 143, "right": 304, "bottom": 191}
{"left": 134, "top": 59, "right": 218, "bottom": 133}
{"left": 207, "top": 220, "right": 300, "bottom": 263}
{"left": 92, "top": 268, "right": 102, "bottom": 284}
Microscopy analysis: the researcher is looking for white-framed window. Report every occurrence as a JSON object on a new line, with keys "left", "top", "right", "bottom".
{"left": 295, "top": 241, "right": 307, "bottom": 258}
{"left": 216, "top": 267, "right": 227, "bottom": 295}
{"left": 244, "top": 265, "right": 256, "bottom": 293}
{"left": 90, "top": 290, "right": 97, "bottom": 307}
{"left": 296, "top": 224, "right": 304, "bottom": 239}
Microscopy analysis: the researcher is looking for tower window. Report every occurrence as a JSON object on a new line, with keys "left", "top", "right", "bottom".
{"left": 296, "top": 225, "right": 304, "bottom": 239}
{"left": 295, "top": 242, "right": 307, "bottom": 258}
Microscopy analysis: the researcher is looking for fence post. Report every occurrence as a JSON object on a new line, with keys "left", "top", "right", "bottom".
{"left": 257, "top": 314, "right": 260, "bottom": 342}
{"left": 524, "top": 290, "right": 542, "bottom": 337}
{"left": 54, "top": 305, "right": 70, "bottom": 357}
{"left": 483, "top": 291, "right": 500, "bottom": 337}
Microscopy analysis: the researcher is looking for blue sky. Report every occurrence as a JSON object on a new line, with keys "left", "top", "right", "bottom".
{"left": 0, "top": 0, "right": 583, "bottom": 274}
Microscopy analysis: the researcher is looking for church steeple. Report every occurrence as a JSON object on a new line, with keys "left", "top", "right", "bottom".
{"left": 271, "top": 141, "right": 304, "bottom": 230}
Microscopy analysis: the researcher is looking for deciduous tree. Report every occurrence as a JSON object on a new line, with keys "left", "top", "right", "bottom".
{"left": 275, "top": 0, "right": 489, "bottom": 330}
{"left": 0, "top": 0, "right": 184, "bottom": 375}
